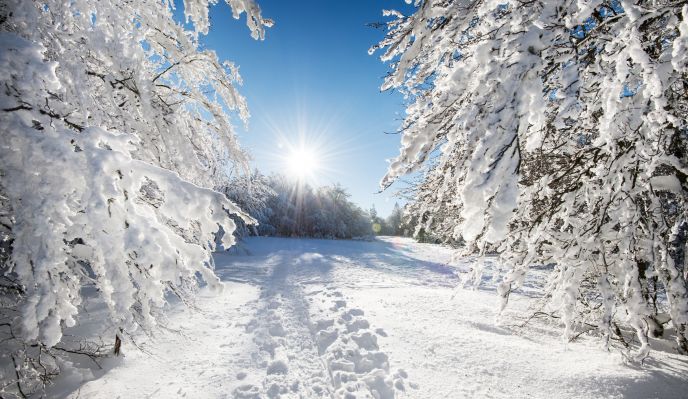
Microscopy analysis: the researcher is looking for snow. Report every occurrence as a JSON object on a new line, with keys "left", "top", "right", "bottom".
{"left": 62, "top": 237, "right": 687, "bottom": 398}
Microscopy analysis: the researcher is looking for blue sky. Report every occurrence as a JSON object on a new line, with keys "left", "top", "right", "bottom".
{"left": 194, "top": 0, "right": 415, "bottom": 217}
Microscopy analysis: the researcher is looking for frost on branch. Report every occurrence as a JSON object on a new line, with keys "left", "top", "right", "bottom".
{"left": 374, "top": 0, "right": 688, "bottom": 359}
{"left": 0, "top": 0, "right": 265, "bottom": 396}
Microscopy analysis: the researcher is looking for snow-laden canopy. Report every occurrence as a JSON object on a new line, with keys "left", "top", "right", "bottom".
{"left": 374, "top": 0, "right": 688, "bottom": 358}
{"left": 0, "top": 0, "right": 270, "bottom": 395}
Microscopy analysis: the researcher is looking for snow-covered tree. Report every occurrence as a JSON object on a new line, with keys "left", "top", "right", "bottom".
{"left": 401, "top": 154, "right": 467, "bottom": 243}
{"left": 386, "top": 203, "right": 402, "bottom": 235}
{"left": 368, "top": 204, "right": 386, "bottom": 234}
{"left": 0, "top": 0, "right": 271, "bottom": 395}
{"left": 223, "top": 170, "right": 277, "bottom": 236}
{"left": 373, "top": 0, "right": 688, "bottom": 358}
{"left": 224, "top": 172, "right": 373, "bottom": 239}
{"left": 386, "top": 203, "right": 405, "bottom": 236}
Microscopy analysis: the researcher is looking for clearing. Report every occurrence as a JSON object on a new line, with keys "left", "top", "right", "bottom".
{"left": 64, "top": 237, "right": 687, "bottom": 398}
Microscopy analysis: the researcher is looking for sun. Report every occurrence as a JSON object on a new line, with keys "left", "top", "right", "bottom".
{"left": 286, "top": 146, "right": 320, "bottom": 180}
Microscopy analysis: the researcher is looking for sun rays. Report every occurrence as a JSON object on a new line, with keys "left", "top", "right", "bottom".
{"left": 258, "top": 109, "right": 337, "bottom": 184}
{"left": 286, "top": 145, "right": 320, "bottom": 180}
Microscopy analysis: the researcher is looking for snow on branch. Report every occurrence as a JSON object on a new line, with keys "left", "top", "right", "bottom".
{"left": 0, "top": 0, "right": 265, "bottom": 395}
{"left": 374, "top": 0, "right": 688, "bottom": 358}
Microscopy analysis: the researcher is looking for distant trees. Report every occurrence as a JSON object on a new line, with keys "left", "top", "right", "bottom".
{"left": 368, "top": 203, "right": 405, "bottom": 236}
{"left": 374, "top": 0, "right": 688, "bottom": 357}
{"left": 225, "top": 173, "right": 374, "bottom": 239}
{"left": 369, "top": 204, "right": 385, "bottom": 234}
{"left": 386, "top": 203, "right": 404, "bottom": 236}
{"left": 0, "top": 0, "right": 270, "bottom": 395}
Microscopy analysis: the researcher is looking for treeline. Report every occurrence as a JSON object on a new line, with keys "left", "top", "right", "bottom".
{"left": 369, "top": 203, "right": 406, "bottom": 237}
{"left": 224, "top": 172, "right": 406, "bottom": 239}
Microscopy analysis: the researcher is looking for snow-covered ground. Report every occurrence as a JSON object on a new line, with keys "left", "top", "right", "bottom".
{"left": 65, "top": 237, "right": 687, "bottom": 398}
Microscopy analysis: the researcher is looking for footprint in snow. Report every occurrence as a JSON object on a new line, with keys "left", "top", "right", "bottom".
{"left": 232, "top": 384, "right": 261, "bottom": 399}
{"left": 309, "top": 288, "right": 409, "bottom": 399}
{"left": 268, "top": 323, "right": 286, "bottom": 337}
{"left": 266, "top": 360, "right": 289, "bottom": 375}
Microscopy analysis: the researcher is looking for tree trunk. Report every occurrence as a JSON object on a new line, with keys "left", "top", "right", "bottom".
{"left": 114, "top": 333, "right": 122, "bottom": 356}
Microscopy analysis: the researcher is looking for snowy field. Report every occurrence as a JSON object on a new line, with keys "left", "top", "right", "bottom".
{"left": 63, "top": 237, "right": 687, "bottom": 399}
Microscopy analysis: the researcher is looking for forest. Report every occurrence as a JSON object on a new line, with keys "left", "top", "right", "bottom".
{"left": 0, "top": 0, "right": 686, "bottom": 398}
{"left": 223, "top": 171, "right": 407, "bottom": 239}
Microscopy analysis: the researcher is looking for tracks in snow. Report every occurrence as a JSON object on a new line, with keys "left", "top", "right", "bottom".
{"left": 232, "top": 256, "right": 408, "bottom": 398}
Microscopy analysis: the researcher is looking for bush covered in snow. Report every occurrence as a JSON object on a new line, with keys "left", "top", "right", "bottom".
{"left": 373, "top": 0, "right": 688, "bottom": 358}
{"left": 0, "top": 0, "right": 271, "bottom": 396}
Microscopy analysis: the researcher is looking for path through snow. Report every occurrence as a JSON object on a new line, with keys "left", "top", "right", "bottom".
{"left": 66, "top": 237, "right": 688, "bottom": 398}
